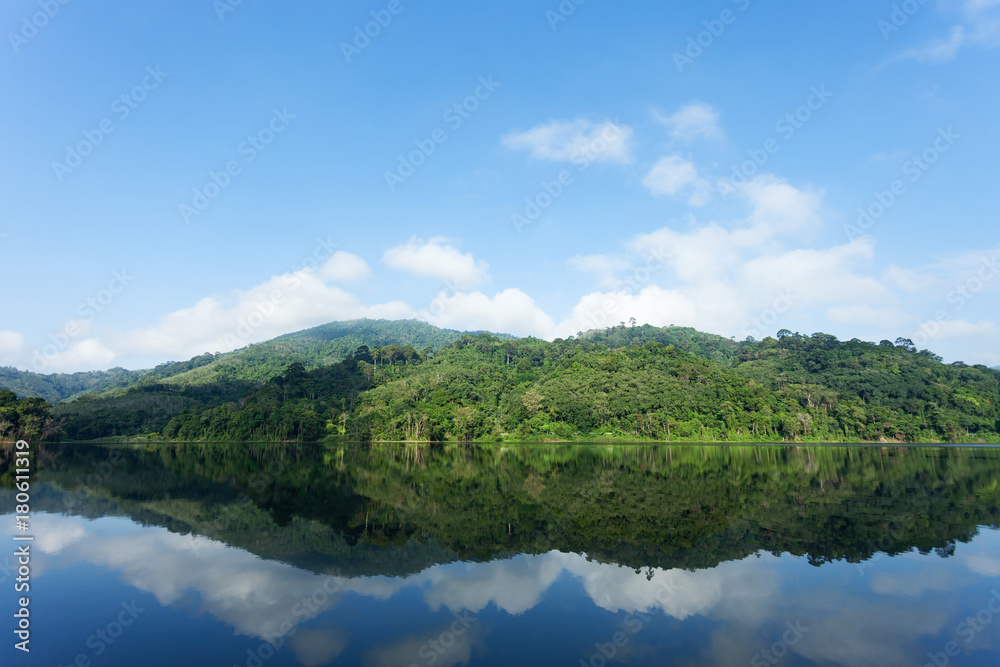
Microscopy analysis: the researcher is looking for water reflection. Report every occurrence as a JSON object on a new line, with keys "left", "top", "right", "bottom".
{"left": 2, "top": 443, "right": 999, "bottom": 665}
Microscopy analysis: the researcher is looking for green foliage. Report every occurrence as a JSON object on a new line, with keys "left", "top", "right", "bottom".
{"left": 0, "top": 390, "right": 58, "bottom": 441}
{"left": 155, "top": 319, "right": 512, "bottom": 389}
{"left": 0, "top": 355, "right": 217, "bottom": 403}
{"left": 48, "top": 324, "right": 1000, "bottom": 444}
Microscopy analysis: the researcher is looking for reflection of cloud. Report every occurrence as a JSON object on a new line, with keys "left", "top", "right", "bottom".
{"left": 289, "top": 628, "right": 348, "bottom": 666}
{"left": 20, "top": 512, "right": 1000, "bottom": 667}
{"left": 965, "top": 552, "right": 1000, "bottom": 577}
{"left": 561, "top": 553, "right": 779, "bottom": 620}
{"left": 26, "top": 514, "right": 346, "bottom": 644}
{"left": 411, "top": 554, "right": 564, "bottom": 615}
{"left": 870, "top": 569, "right": 958, "bottom": 597}
{"left": 791, "top": 592, "right": 949, "bottom": 667}
{"left": 33, "top": 514, "right": 86, "bottom": 554}
{"left": 364, "top": 619, "right": 480, "bottom": 667}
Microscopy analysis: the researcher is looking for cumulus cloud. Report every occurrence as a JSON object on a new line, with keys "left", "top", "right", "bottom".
{"left": 654, "top": 102, "right": 723, "bottom": 142}
{"left": 3, "top": 251, "right": 414, "bottom": 373}
{"left": 318, "top": 251, "right": 372, "bottom": 282}
{"left": 422, "top": 289, "right": 557, "bottom": 339}
{"left": 383, "top": 238, "right": 490, "bottom": 289}
{"left": 569, "top": 254, "right": 631, "bottom": 289}
{"left": 643, "top": 155, "right": 712, "bottom": 205}
{"left": 502, "top": 119, "right": 633, "bottom": 164}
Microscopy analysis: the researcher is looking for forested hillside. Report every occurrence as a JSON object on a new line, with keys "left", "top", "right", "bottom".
{"left": 154, "top": 326, "right": 1000, "bottom": 444}
{"left": 0, "top": 319, "right": 500, "bottom": 403}
{"left": 0, "top": 390, "right": 59, "bottom": 441}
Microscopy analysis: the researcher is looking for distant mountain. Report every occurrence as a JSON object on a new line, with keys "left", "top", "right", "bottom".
{"left": 0, "top": 366, "right": 139, "bottom": 404}
{"left": 0, "top": 354, "right": 219, "bottom": 403}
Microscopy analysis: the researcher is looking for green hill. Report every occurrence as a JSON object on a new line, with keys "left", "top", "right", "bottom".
{"left": 15, "top": 321, "right": 1000, "bottom": 444}
{"left": 149, "top": 326, "right": 1000, "bottom": 444}
{"left": 156, "top": 318, "right": 512, "bottom": 388}
{"left": 0, "top": 319, "right": 509, "bottom": 404}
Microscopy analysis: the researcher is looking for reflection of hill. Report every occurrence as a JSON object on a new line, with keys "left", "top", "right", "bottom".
{"left": 3, "top": 443, "right": 999, "bottom": 577}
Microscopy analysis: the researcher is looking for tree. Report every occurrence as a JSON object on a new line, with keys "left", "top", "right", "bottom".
{"left": 522, "top": 388, "right": 544, "bottom": 417}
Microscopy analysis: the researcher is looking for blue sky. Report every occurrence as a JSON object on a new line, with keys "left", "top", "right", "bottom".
{"left": 1, "top": 0, "right": 998, "bottom": 372}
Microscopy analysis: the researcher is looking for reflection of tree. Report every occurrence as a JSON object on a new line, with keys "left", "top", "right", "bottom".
{"left": 5, "top": 442, "right": 999, "bottom": 578}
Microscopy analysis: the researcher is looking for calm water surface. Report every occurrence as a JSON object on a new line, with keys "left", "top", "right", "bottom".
{"left": 2, "top": 443, "right": 999, "bottom": 667}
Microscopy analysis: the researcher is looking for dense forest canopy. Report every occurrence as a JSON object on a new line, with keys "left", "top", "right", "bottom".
{"left": 26, "top": 322, "right": 999, "bottom": 443}
{"left": 0, "top": 390, "right": 59, "bottom": 441}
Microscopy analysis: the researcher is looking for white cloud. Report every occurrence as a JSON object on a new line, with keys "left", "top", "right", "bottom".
{"left": 739, "top": 174, "right": 823, "bottom": 233}
{"left": 827, "top": 304, "right": 906, "bottom": 329}
{"left": 383, "top": 238, "right": 490, "bottom": 289}
{"left": 318, "top": 251, "right": 372, "bottom": 282}
{"left": 111, "top": 272, "right": 415, "bottom": 363}
{"left": 0, "top": 331, "right": 26, "bottom": 357}
{"left": 654, "top": 103, "right": 723, "bottom": 142}
{"left": 5, "top": 260, "right": 417, "bottom": 372}
{"left": 893, "top": 0, "right": 1000, "bottom": 63}
{"left": 920, "top": 318, "right": 997, "bottom": 341}
{"left": 897, "top": 25, "right": 968, "bottom": 62}
{"left": 643, "top": 155, "right": 697, "bottom": 194}
{"left": 569, "top": 254, "right": 631, "bottom": 289}
{"left": 422, "top": 289, "right": 557, "bottom": 338}
{"left": 502, "top": 119, "right": 633, "bottom": 164}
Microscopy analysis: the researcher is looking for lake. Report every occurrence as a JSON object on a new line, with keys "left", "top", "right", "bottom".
{"left": 2, "top": 442, "right": 999, "bottom": 666}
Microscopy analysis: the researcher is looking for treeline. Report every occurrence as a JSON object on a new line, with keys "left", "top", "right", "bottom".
{"left": 144, "top": 327, "right": 1000, "bottom": 444}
